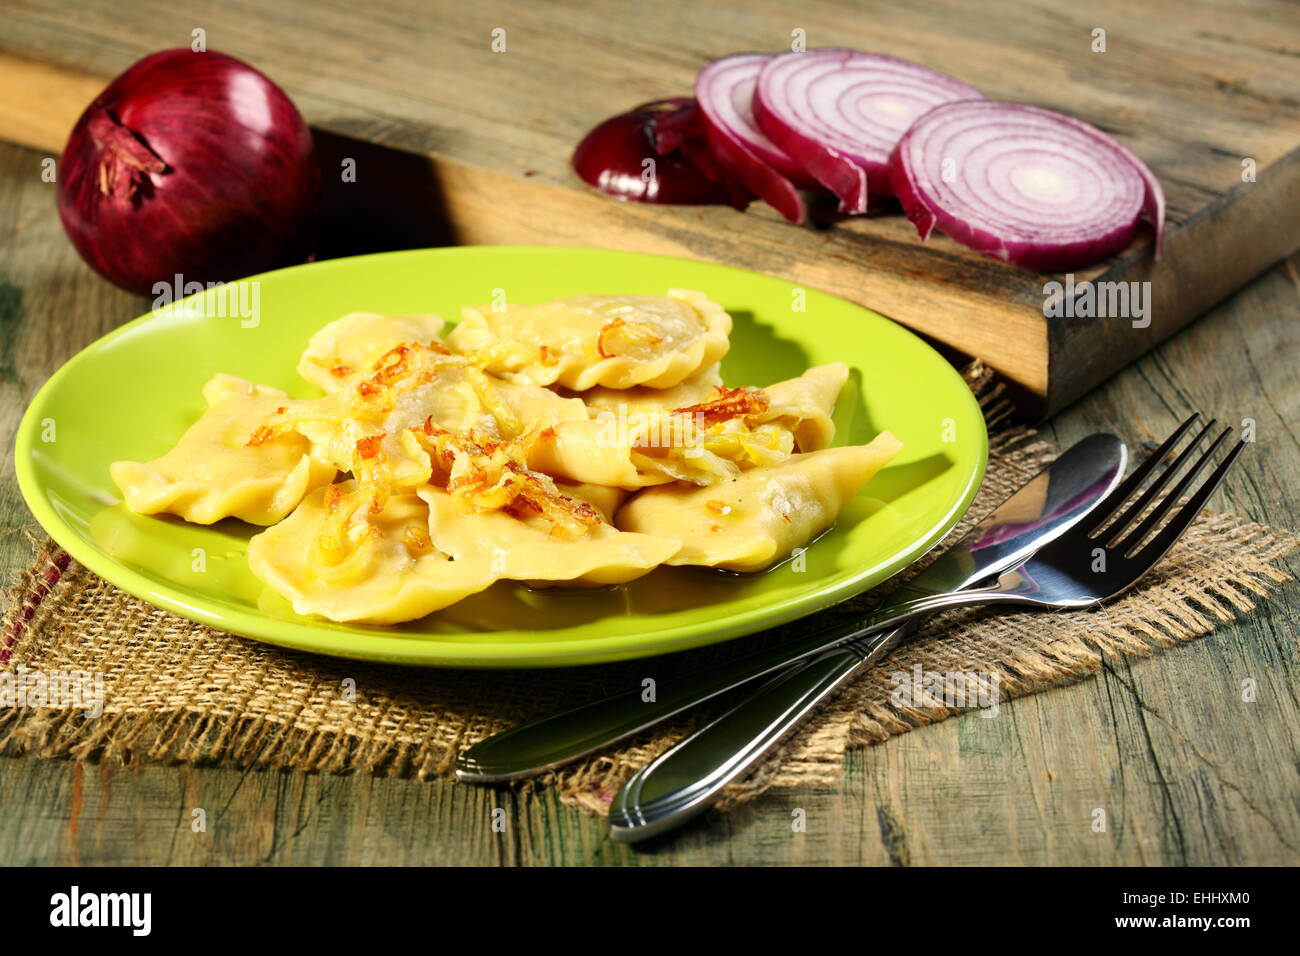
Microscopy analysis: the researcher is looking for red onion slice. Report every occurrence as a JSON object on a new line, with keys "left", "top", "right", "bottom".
{"left": 696, "top": 54, "right": 816, "bottom": 185}
{"left": 754, "top": 49, "right": 984, "bottom": 213}
{"left": 695, "top": 54, "right": 809, "bottom": 224}
{"left": 889, "top": 100, "right": 1167, "bottom": 270}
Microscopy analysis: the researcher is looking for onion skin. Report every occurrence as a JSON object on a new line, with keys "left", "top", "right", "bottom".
{"left": 58, "top": 49, "right": 320, "bottom": 296}
{"left": 888, "top": 100, "right": 1166, "bottom": 271}
{"left": 647, "top": 98, "right": 755, "bottom": 209}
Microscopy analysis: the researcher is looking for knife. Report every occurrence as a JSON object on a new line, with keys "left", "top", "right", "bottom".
{"left": 457, "top": 433, "right": 1127, "bottom": 786}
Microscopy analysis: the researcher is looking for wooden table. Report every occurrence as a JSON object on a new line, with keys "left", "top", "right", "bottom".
{"left": 0, "top": 129, "right": 1296, "bottom": 865}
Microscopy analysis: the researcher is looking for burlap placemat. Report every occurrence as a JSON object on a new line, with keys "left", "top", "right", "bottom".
{"left": 3, "top": 365, "right": 1296, "bottom": 813}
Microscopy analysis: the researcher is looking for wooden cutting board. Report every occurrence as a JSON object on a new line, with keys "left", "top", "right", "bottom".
{"left": 1, "top": 0, "right": 1296, "bottom": 415}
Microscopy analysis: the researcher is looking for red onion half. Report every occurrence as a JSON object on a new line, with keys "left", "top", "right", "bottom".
{"left": 695, "top": 54, "right": 814, "bottom": 224}
{"left": 573, "top": 97, "right": 752, "bottom": 208}
{"left": 754, "top": 49, "right": 984, "bottom": 214}
{"left": 889, "top": 100, "right": 1166, "bottom": 271}
{"left": 58, "top": 49, "right": 320, "bottom": 297}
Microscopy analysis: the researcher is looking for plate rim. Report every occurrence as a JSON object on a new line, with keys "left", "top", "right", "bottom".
{"left": 15, "top": 245, "right": 988, "bottom": 668}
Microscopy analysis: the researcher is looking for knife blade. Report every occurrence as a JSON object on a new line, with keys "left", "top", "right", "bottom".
{"left": 457, "top": 433, "right": 1127, "bottom": 785}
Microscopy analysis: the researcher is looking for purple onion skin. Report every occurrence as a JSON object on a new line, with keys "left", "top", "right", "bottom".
{"left": 57, "top": 49, "right": 320, "bottom": 297}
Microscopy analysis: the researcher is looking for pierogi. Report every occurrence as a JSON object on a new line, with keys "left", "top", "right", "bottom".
{"left": 111, "top": 292, "right": 900, "bottom": 624}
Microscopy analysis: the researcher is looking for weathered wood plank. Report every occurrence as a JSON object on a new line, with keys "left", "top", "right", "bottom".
{"left": 0, "top": 132, "right": 145, "bottom": 584}
{"left": 0, "top": 0, "right": 1296, "bottom": 411}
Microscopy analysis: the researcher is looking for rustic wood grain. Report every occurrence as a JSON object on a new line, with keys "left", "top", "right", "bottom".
{"left": 0, "top": 0, "right": 1297, "bottom": 412}
{"left": 0, "top": 134, "right": 140, "bottom": 585}
{"left": 0, "top": 129, "right": 1295, "bottom": 864}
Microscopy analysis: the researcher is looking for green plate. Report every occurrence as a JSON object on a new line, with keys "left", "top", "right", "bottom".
{"left": 15, "top": 246, "right": 986, "bottom": 668}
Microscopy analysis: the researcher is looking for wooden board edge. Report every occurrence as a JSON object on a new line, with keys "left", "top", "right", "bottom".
{"left": 1045, "top": 146, "right": 1300, "bottom": 415}
{"left": 0, "top": 50, "right": 101, "bottom": 154}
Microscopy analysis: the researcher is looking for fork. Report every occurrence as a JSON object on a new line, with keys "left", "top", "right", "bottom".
{"left": 609, "top": 414, "right": 1248, "bottom": 841}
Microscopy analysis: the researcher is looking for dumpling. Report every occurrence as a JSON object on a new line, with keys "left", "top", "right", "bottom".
{"left": 267, "top": 351, "right": 588, "bottom": 491}
{"left": 556, "top": 482, "right": 629, "bottom": 523}
{"left": 583, "top": 363, "right": 725, "bottom": 414}
{"left": 247, "top": 482, "right": 497, "bottom": 624}
{"left": 297, "top": 312, "right": 446, "bottom": 393}
{"left": 628, "top": 417, "right": 793, "bottom": 484}
{"left": 445, "top": 289, "right": 731, "bottom": 390}
{"left": 110, "top": 374, "right": 335, "bottom": 525}
{"left": 616, "top": 433, "right": 902, "bottom": 572}
{"left": 621, "top": 377, "right": 820, "bottom": 482}
{"left": 523, "top": 419, "right": 653, "bottom": 489}
{"left": 754, "top": 362, "right": 849, "bottom": 452}
{"left": 109, "top": 286, "right": 900, "bottom": 625}
{"left": 418, "top": 487, "right": 679, "bottom": 587}
{"left": 566, "top": 368, "right": 849, "bottom": 487}
{"left": 526, "top": 397, "right": 788, "bottom": 489}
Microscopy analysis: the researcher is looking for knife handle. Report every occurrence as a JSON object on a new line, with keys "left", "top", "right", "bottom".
{"left": 455, "top": 583, "right": 1011, "bottom": 783}
{"left": 608, "top": 637, "right": 885, "bottom": 842}
{"left": 455, "top": 616, "right": 875, "bottom": 782}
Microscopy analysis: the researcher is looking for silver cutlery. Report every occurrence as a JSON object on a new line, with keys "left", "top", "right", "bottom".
{"left": 457, "top": 430, "right": 1130, "bottom": 784}
{"left": 609, "top": 413, "right": 1245, "bottom": 841}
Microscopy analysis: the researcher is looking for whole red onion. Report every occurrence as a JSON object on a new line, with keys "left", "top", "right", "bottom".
{"left": 57, "top": 49, "right": 320, "bottom": 296}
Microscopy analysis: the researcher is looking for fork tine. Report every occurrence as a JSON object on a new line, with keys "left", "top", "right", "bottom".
{"left": 1099, "top": 417, "right": 1217, "bottom": 545}
{"left": 1114, "top": 426, "right": 1232, "bottom": 554}
{"left": 1129, "top": 435, "right": 1247, "bottom": 564}
{"left": 1084, "top": 412, "right": 1201, "bottom": 535}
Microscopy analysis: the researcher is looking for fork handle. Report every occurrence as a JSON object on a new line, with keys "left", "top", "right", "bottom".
{"left": 607, "top": 584, "right": 1035, "bottom": 842}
